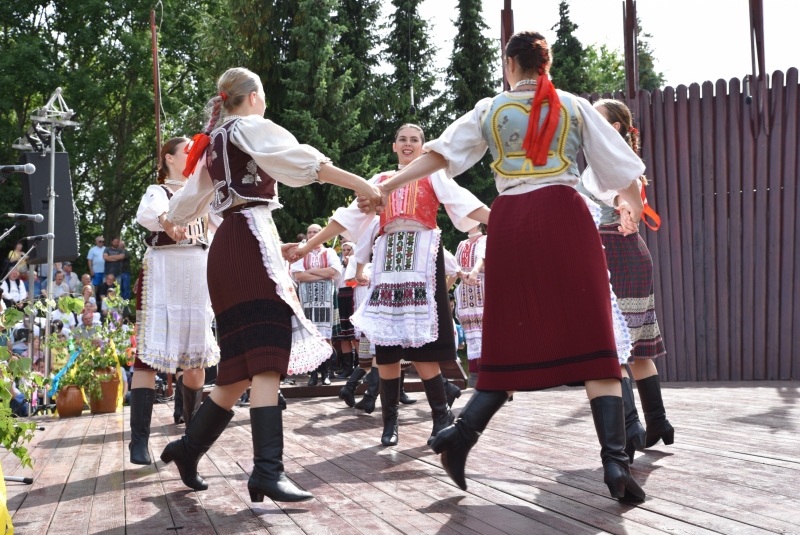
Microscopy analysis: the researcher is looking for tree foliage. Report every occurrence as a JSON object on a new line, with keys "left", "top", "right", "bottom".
{"left": 637, "top": 20, "right": 666, "bottom": 91}
{"left": 583, "top": 44, "right": 626, "bottom": 94}
{"left": 550, "top": 0, "right": 586, "bottom": 94}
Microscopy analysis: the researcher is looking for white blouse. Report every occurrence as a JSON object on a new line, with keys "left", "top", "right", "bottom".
{"left": 137, "top": 185, "right": 171, "bottom": 232}
{"left": 290, "top": 247, "right": 343, "bottom": 279}
{"left": 425, "top": 91, "right": 645, "bottom": 198}
{"left": 168, "top": 114, "right": 331, "bottom": 225}
{"left": 443, "top": 249, "right": 459, "bottom": 277}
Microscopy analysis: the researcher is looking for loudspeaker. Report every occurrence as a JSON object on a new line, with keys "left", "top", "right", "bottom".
{"left": 19, "top": 152, "right": 80, "bottom": 264}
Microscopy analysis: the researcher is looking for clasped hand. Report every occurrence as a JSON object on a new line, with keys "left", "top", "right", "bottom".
{"left": 357, "top": 183, "right": 388, "bottom": 214}
{"left": 616, "top": 202, "right": 641, "bottom": 236}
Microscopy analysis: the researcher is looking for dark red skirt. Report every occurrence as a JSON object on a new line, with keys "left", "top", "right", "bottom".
{"left": 207, "top": 213, "right": 293, "bottom": 385}
{"left": 477, "top": 185, "right": 621, "bottom": 391}
{"left": 332, "top": 286, "right": 356, "bottom": 342}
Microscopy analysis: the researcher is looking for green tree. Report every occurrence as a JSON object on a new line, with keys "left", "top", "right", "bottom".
{"left": 583, "top": 44, "right": 626, "bottom": 94}
{"left": 637, "top": 20, "right": 666, "bottom": 91}
{"left": 550, "top": 0, "right": 586, "bottom": 94}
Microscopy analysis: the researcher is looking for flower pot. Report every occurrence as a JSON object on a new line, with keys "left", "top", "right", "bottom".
{"left": 89, "top": 367, "right": 120, "bottom": 414}
{"left": 56, "top": 385, "right": 84, "bottom": 418}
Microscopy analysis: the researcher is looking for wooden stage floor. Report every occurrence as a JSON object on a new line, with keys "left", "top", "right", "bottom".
{"left": 3, "top": 381, "right": 799, "bottom": 534}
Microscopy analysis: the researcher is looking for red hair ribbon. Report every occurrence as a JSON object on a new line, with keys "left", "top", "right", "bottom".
{"left": 522, "top": 72, "right": 561, "bottom": 166}
{"left": 629, "top": 126, "right": 639, "bottom": 135}
{"left": 218, "top": 92, "right": 227, "bottom": 101}
{"left": 640, "top": 182, "right": 661, "bottom": 231}
{"left": 182, "top": 132, "right": 211, "bottom": 178}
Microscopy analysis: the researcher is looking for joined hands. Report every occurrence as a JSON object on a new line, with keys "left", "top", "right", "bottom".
{"left": 357, "top": 183, "right": 388, "bottom": 214}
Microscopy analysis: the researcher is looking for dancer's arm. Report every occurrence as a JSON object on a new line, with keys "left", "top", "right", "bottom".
{"left": 318, "top": 164, "right": 382, "bottom": 210}
{"left": 378, "top": 151, "right": 448, "bottom": 194}
{"left": 290, "top": 221, "right": 346, "bottom": 262}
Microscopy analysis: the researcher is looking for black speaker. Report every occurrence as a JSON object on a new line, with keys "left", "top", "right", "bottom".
{"left": 19, "top": 152, "right": 80, "bottom": 264}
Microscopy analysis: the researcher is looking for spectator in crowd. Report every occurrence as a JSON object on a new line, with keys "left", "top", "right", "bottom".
{"left": 0, "top": 325, "right": 11, "bottom": 352}
{"left": 5, "top": 241, "right": 28, "bottom": 275}
{"left": 87, "top": 235, "right": 106, "bottom": 286}
{"left": 118, "top": 240, "right": 132, "bottom": 299}
{"left": 84, "top": 298, "right": 102, "bottom": 325}
{"left": 101, "top": 288, "right": 121, "bottom": 319}
{"left": 51, "top": 308, "right": 78, "bottom": 332}
{"left": 29, "top": 271, "right": 44, "bottom": 299}
{"left": 96, "top": 273, "right": 115, "bottom": 309}
{"left": 103, "top": 237, "right": 125, "bottom": 279}
{"left": 80, "top": 284, "right": 94, "bottom": 305}
{"left": 62, "top": 262, "right": 79, "bottom": 294}
{"left": 11, "top": 328, "right": 28, "bottom": 354}
{"left": 73, "top": 311, "right": 99, "bottom": 340}
{"left": 1, "top": 269, "right": 27, "bottom": 307}
{"left": 21, "top": 336, "right": 44, "bottom": 364}
{"left": 51, "top": 332, "right": 70, "bottom": 372}
{"left": 76, "top": 273, "right": 94, "bottom": 298}
{"left": 51, "top": 271, "right": 71, "bottom": 298}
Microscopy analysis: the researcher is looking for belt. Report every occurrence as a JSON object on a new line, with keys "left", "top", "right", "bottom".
{"left": 222, "top": 201, "right": 271, "bottom": 219}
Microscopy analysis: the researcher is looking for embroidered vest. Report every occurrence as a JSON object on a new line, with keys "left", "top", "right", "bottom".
{"left": 206, "top": 118, "right": 277, "bottom": 213}
{"left": 456, "top": 236, "right": 484, "bottom": 271}
{"left": 144, "top": 186, "right": 209, "bottom": 249}
{"left": 480, "top": 92, "right": 582, "bottom": 180}
{"left": 378, "top": 174, "right": 439, "bottom": 232}
{"left": 303, "top": 249, "right": 329, "bottom": 270}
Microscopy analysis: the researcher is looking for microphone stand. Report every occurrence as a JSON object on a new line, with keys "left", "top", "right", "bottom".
{"left": 0, "top": 245, "right": 37, "bottom": 285}
{"left": 0, "top": 221, "right": 21, "bottom": 243}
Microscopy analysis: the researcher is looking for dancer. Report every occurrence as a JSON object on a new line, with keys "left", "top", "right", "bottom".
{"left": 290, "top": 223, "right": 343, "bottom": 386}
{"left": 333, "top": 241, "right": 357, "bottom": 379}
{"left": 577, "top": 99, "right": 673, "bottom": 462}
{"left": 159, "top": 67, "right": 382, "bottom": 502}
{"left": 129, "top": 137, "right": 220, "bottom": 466}
{"left": 361, "top": 32, "right": 648, "bottom": 502}
{"left": 294, "top": 124, "right": 488, "bottom": 447}
{"left": 454, "top": 225, "right": 486, "bottom": 364}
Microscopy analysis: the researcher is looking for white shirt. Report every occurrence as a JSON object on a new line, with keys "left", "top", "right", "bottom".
{"left": 290, "top": 247, "right": 343, "bottom": 283}
{"left": 2, "top": 279, "right": 27, "bottom": 303}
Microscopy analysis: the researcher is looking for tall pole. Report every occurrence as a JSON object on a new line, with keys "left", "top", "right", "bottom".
{"left": 749, "top": 0, "right": 768, "bottom": 134}
{"left": 501, "top": 0, "right": 514, "bottom": 91}
{"left": 42, "top": 99, "right": 57, "bottom": 406}
{"left": 151, "top": 10, "right": 161, "bottom": 158}
{"left": 623, "top": 0, "right": 639, "bottom": 102}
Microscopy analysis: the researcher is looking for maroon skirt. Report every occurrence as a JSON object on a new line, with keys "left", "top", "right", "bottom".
{"left": 332, "top": 286, "right": 356, "bottom": 342}
{"left": 477, "top": 185, "right": 621, "bottom": 391}
{"left": 207, "top": 212, "right": 293, "bottom": 384}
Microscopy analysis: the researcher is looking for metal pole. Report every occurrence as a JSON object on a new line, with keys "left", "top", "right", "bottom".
{"left": 42, "top": 114, "right": 56, "bottom": 406}
{"left": 151, "top": 10, "right": 161, "bottom": 158}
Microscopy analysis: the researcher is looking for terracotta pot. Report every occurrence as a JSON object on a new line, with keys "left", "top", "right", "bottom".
{"left": 89, "top": 367, "right": 120, "bottom": 414}
{"left": 56, "top": 385, "right": 84, "bottom": 418}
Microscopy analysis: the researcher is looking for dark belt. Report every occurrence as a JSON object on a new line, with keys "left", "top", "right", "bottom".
{"left": 222, "top": 201, "right": 272, "bottom": 219}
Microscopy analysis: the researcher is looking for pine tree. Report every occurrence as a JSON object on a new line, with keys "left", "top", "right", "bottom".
{"left": 550, "top": 0, "right": 586, "bottom": 94}
{"left": 637, "top": 20, "right": 666, "bottom": 91}
{"left": 583, "top": 44, "right": 625, "bottom": 94}
{"left": 437, "top": 0, "right": 499, "bottom": 252}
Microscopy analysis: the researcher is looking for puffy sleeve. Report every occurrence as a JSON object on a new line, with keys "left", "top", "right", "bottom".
{"left": 442, "top": 248, "right": 459, "bottom": 277}
{"left": 576, "top": 97, "right": 645, "bottom": 195}
{"left": 424, "top": 97, "right": 493, "bottom": 179}
{"left": 137, "top": 185, "right": 170, "bottom": 231}
{"left": 344, "top": 257, "right": 357, "bottom": 281}
{"left": 476, "top": 236, "right": 487, "bottom": 260}
{"left": 354, "top": 217, "right": 380, "bottom": 267}
{"left": 327, "top": 249, "right": 343, "bottom": 276}
{"left": 330, "top": 174, "right": 380, "bottom": 242}
{"left": 230, "top": 115, "right": 331, "bottom": 188}
{"left": 429, "top": 170, "right": 486, "bottom": 232}
{"left": 290, "top": 258, "right": 305, "bottom": 273}
{"left": 167, "top": 157, "right": 215, "bottom": 225}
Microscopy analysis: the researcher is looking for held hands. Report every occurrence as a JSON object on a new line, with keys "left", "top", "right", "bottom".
{"left": 162, "top": 218, "right": 188, "bottom": 242}
{"left": 465, "top": 269, "right": 481, "bottom": 285}
{"left": 357, "top": 183, "right": 388, "bottom": 214}
{"left": 616, "top": 202, "right": 641, "bottom": 236}
{"left": 355, "top": 272, "right": 370, "bottom": 286}
{"left": 284, "top": 243, "right": 303, "bottom": 262}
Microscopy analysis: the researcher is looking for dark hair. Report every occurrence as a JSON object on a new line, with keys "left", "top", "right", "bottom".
{"left": 395, "top": 123, "right": 425, "bottom": 145}
{"left": 157, "top": 137, "right": 190, "bottom": 184}
{"left": 505, "top": 31, "right": 551, "bottom": 76}
{"left": 594, "top": 99, "right": 647, "bottom": 184}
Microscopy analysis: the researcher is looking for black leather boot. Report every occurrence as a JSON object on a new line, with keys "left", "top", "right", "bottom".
{"left": 129, "top": 388, "right": 155, "bottom": 465}
{"left": 354, "top": 368, "right": 379, "bottom": 414}
{"left": 380, "top": 377, "right": 401, "bottom": 446}
{"left": 248, "top": 406, "right": 313, "bottom": 502}
{"left": 422, "top": 374, "right": 454, "bottom": 446}
{"left": 278, "top": 391, "right": 287, "bottom": 410}
{"left": 399, "top": 370, "right": 417, "bottom": 404}
{"left": 431, "top": 390, "right": 508, "bottom": 490}
{"left": 443, "top": 376, "right": 461, "bottom": 408}
{"left": 307, "top": 369, "right": 319, "bottom": 387}
{"left": 637, "top": 375, "right": 674, "bottom": 448}
{"left": 321, "top": 359, "right": 332, "bottom": 386}
{"left": 160, "top": 398, "right": 234, "bottom": 491}
{"left": 173, "top": 376, "right": 184, "bottom": 424}
{"left": 182, "top": 382, "right": 204, "bottom": 428}
{"left": 622, "top": 377, "right": 646, "bottom": 463}
{"left": 590, "top": 396, "right": 646, "bottom": 503}
{"left": 336, "top": 349, "right": 355, "bottom": 379}
{"left": 339, "top": 367, "right": 367, "bottom": 407}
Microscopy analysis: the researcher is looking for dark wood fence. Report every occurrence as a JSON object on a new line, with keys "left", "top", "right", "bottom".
{"left": 581, "top": 68, "right": 800, "bottom": 382}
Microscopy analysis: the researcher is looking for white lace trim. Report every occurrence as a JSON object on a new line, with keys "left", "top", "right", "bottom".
{"left": 242, "top": 206, "right": 331, "bottom": 374}
{"left": 610, "top": 281, "right": 633, "bottom": 364}
{"left": 137, "top": 348, "right": 221, "bottom": 374}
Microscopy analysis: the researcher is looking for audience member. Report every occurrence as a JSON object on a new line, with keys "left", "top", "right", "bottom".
{"left": 51, "top": 271, "right": 71, "bottom": 298}
{"left": 1, "top": 269, "right": 26, "bottom": 307}
{"left": 87, "top": 235, "right": 106, "bottom": 286}
{"left": 103, "top": 237, "right": 125, "bottom": 279}
{"left": 6, "top": 241, "right": 28, "bottom": 275}
{"left": 76, "top": 274, "right": 94, "bottom": 298}
{"left": 96, "top": 273, "right": 116, "bottom": 309}
{"left": 73, "top": 312, "right": 99, "bottom": 340}
{"left": 62, "top": 262, "right": 79, "bottom": 294}
{"left": 21, "top": 337, "right": 44, "bottom": 364}
{"left": 118, "top": 240, "right": 132, "bottom": 299}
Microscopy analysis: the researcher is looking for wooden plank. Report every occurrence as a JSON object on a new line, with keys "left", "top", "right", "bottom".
{"left": 675, "top": 85, "right": 698, "bottom": 381}
{"left": 688, "top": 83, "right": 707, "bottom": 381}
{"left": 753, "top": 77, "right": 771, "bottom": 379}
{"left": 766, "top": 70, "right": 785, "bottom": 379}
{"left": 701, "top": 81, "right": 719, "bottom": 380}
{"left": 87, "top": 413, "right": 126, "bottom": 535}
{"left": 714, "top": 79, "right": 731, "bottom": 380}
{"left": 793, "top": 70, "right": 800, "bottom": 380}
{"left": 740, "top": 75, "right": 757, "bottom": 380}
{"left": 650, "top": 89, "right": 677, "bottom": 382}
{"left": 778, "top": 69, "right": 798, "bottom": 378}
{"left": 727, "top": 77, "right": 744, "bottom": 381}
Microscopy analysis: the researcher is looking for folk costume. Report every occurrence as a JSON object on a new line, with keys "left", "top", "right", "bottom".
{"left": 128, "top": 183, "right": 221, "bottom": 466}
{"left": 333, "top": 245, "right": 358, "bottom": 378}
{"left": 424, "top": 82, "right": 647, "bottom": 502}
{"left": 454, "top": 234, "right": 487, "bottom": 361}
{"left": 332, "top": 168, "right": 486, "bottom": 446}
{"left": 160, "top": 113, "right": 332, "bottom": 502}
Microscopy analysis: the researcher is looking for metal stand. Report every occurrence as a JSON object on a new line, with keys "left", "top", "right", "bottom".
{"left": 4, "top": 476, "right": 33, "bottom": 484}
{"left": 0, "top": 221, "right": 20, "bottom": 243}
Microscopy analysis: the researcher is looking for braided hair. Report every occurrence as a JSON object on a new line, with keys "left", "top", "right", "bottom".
{"left": 595, "top": 99, "right": 647, "bottom": 185}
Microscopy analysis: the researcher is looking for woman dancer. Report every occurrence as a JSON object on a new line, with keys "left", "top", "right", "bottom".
{"left": 129, "top": 137, "right": 220, "bottom": 466}
{"left": 294, "top": 124, "right": 488, "bottom": 447}
{"left": 361, "top": 32, "right": 648, "bottom": 502}
{"left": 454, "top": 225, "right": 486, "bottom": 366}
{"left": 333, "top": 241, "right": 357, "bottom": 378}
{"left": 159, "top": 67, "right": 382, "bottom": 502}
{"left": 577, "top": 99, "right": 673, "bottom": 462}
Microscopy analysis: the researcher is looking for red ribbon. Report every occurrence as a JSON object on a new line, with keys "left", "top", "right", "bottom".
{"left": 640, "top": 183, "right": 661, "bottom": 231}
{"left": 219, "top": 92, "right": 227, "bottom": 101}
{"left": 522, "top": 73, "right": 561, "bottom": 166}
{"left": 182, "top": 132, "right": 210, "bottom": 178}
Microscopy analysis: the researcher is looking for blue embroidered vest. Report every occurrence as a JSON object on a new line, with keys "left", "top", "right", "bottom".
{"left": 480, "top": 91, "right": 582, "bottom": 180}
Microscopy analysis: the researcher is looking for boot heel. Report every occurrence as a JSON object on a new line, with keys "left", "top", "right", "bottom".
{"left": 662, "top": 428, "right": 674, "bottom": 445}
{"left": 160, "top": 450, "right": 174, "bottom": 464}
{"left": 249, "top": 489, "right": 265, "bottom": 503}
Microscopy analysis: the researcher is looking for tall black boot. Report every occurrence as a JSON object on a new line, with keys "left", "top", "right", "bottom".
{"left": 380, "top": 377, "right": 401, "bottom": 446}
{"left": 336, "top": 349, "right": 356, "bottom": 379}
{"left": 160, "top": 398, "right": 234, "bottom": 490}
{"left": 637, "top": 375, "right": 674, "bottom": 448}
{"left": 182, "top": 382, "right": 204, "bottom": 428}
{"left": 354, "top": 368, "right": 379, "bottom": 414}
{"left": 278, "top": 391, "right": 287, "bottom": 410}
{"left": 399, "top": 370, "right": 417, "bottom": 404}
{"left": 443, "top": 376, "right": 461, "bottom": 408}
{"left": 129, "top": 388, "right": 155, "bottom": 465}
{"left": 307, "top": 369, "right": 319, "bottom": 387}
{"left": 339, "top": 367, "right": 367, "bottom": 407}
{"left": 590, "top": 396, "right": 646, "bottom": 503}
{"left": 422, "top": 374, "right": 454, "bottom": 446}
{"left": 248, "top": 406, "right": 313, "bottom": 502}
{"left": 173, "top": 376, "right": 184, "bottom": 424}
{"left": 621, "top": 377, "right": 646, "bottom": 463}
{"left": 320, "top": 359, "right": 331, "bottom": 385}
{"left": 431, "top": 390, "right": 508, "bottom": 490}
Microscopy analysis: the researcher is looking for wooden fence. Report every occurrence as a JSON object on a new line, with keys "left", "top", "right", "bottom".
{"left": 582, "top": 68, "right": 800, "bottom": 382}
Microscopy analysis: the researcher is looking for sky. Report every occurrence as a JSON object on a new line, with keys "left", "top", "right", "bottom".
{"left": 390, "top": 0, "right": 800, "bottom": 90}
